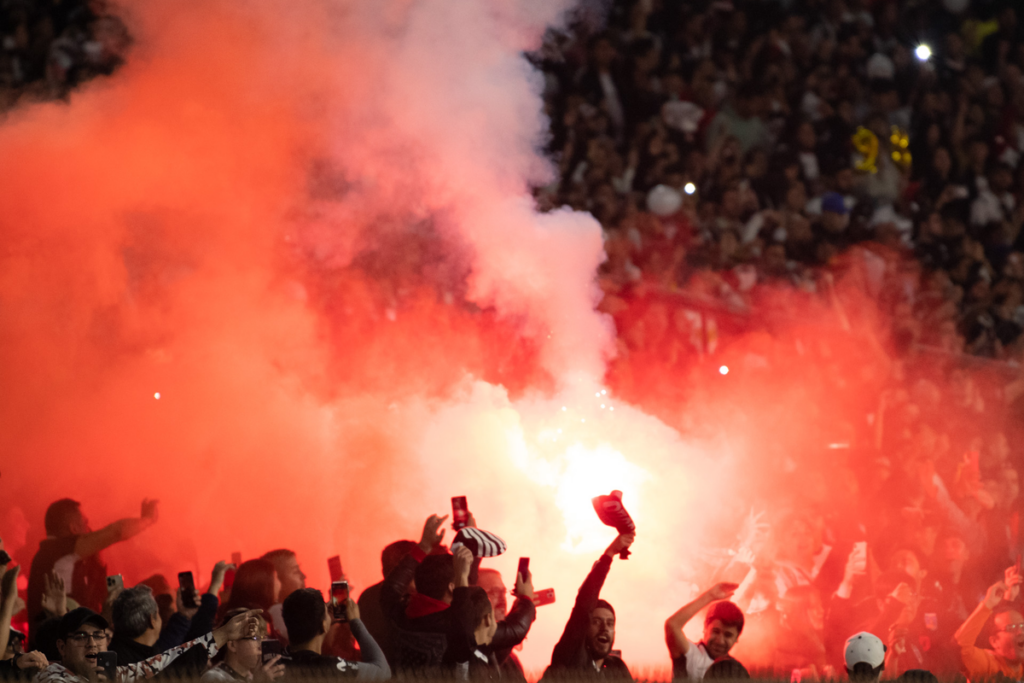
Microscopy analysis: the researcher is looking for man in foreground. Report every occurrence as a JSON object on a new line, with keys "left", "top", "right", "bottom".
{"left": 546, "top": 532, "right": 634, "bottom": 678}
{"left": 34, "top": 605, "right": 262, "bottom": 683}
{"left": 665, "top": 582, "right": 745, "bottom": 680}
{"left": 281, "top": 587, "right": 390, "bottom": 679}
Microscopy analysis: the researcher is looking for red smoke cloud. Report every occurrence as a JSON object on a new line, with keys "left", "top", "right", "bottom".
{"left": 0, "top": 0, "right": 965, "bottom": 678}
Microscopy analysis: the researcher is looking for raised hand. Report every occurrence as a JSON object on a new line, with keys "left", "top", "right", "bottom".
{"left": 176, "top": 586, "right": 200, "bottom": 619}
{"left": 209, "top": 561, "right": 234, "bottom": 596}
{"left": 452, "top": 546, "right": 474, "bottom": 587}
{"left": 515, "top": 568, "right": 535, "bottom": 601}
{"left": 605, "top": 532, "right": 635, "bottom": 559}
{"left": 985, "top": 580, "right": 1009, "bottom": 610}
{"left": 141, "top": 499, "right": 160, "bottom": 523}
{"left": 213, "top": 608, "right": 263, "bottom": 647}
{"left": 16, "top": 651, "right": 48, "bottom": 670}
{"left": 41, "top": 571, "right": 67, "bottom": 617}
{"left": 1004, "top": 565, "right": 1022, "bottom": 602}
{"left": 344, "top": 597, "right": 360, "bottom": 623}
{"left": 707, "top": 582, "right": 740, "bottom": 601}
{"left": 419, "top": 514, "right": 448, "bottom": 554}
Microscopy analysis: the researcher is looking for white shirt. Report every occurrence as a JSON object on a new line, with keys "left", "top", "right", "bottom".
{"left": 680, "top": 642, "right": 714, "bottom": 680}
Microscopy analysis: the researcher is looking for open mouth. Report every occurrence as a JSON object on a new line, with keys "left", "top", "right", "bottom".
{"left": 596, "top": 634, "right": 611, "bottom": 646}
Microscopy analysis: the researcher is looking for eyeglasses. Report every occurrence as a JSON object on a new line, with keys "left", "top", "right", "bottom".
{"left": 1000, "top": 624, "right": 1024, "bottom": 633}
{"left": 67, "top": 632, "right": 109, "bottom": 644}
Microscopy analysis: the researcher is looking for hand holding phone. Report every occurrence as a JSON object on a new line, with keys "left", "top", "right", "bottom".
{"left": 96, "top": 651, "right": 117, "bottom": 682}
{"left": 178, "top": 572, "right": 198, "bottom": 609}
{"left": 331, "top": 581, "right": 350, "bottom": 621}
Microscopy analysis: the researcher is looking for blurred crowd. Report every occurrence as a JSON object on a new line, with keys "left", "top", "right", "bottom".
{"left": 532, "top": 0, "right": 1024, "bottom": 364}
{"left": 0, "top": 0, "right": 126, "bottom": 111}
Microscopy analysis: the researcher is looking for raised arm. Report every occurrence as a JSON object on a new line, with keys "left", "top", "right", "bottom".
{"left": 550, "top": 533, "right": 634, "bottom": 667}
{"left": 382, "top": 514, "right": 447, "bottom": 624}
{"left": 345, "top": 601, "right": 391, "bottom": 680}
{"left": 0, "top": 565, "right": 18, "bottom": 660}
{"left": 74, "top": 499, "right": 159, "bottom": 559}
{"left": 492, "top": 569, "right": 536, "bottom": 651}
{"left": 665, "top": 582, "right": 738, "bottom": 659}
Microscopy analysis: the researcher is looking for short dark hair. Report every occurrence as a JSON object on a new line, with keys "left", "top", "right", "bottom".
{"left": 415, "top": 554, "right": 454, "bottom": 601}
{"left": 45, "top": 499, "right": 81, "bottom": 537}
{"left": 381, "top": 541, "right": 418, "bottom": 579}
{"left": 592, "top": 599, "right": 615, "bottom": 617}
{"left": 112, "top": 586, "right": 158, "bottom": 639}
{"left": 281, "top": 588, "right": 326, "bottom": 645}
{"left": 465, "top": 586, "right": 493, "bottom": 629}
{"left": 705, "top": 601, "right": 745, "bottom": 634}
{"left": 848, "top": 661, "right": 884, "bottom": 682}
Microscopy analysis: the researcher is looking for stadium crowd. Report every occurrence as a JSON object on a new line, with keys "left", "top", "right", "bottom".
{"left": 7, "top": 0, "right": 1024, "bottom": 681}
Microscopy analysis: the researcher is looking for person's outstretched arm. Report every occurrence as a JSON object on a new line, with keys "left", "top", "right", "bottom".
{"left": 345, "top": 600, "right": 391, "bottom": 680}
{"left": 550, "top": 533, "right": 634, "bottom": 668}
{"left": 0, "top": 565, "right": 18, "bottom": 660}
{"left": 381, "top": 514, "right": 447, "bottom": 625}
{"left": 491, "top": 568, "right": 536, "bottom": 651}
{"left": 664, "top": 582, "right": 738, "bottom": 659}
{"left": 74, "top": 499, "right": 159, "bottom": 559}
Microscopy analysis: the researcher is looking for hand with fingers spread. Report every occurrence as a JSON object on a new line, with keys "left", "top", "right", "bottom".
{"left": 707, "top": 582, "right": 740, "bottom": 602}
{"left": 41, "top": 571, "right": 67, "bottom": 618}
{"left": 419, "top": 514, "right": 448, "bottom": 554}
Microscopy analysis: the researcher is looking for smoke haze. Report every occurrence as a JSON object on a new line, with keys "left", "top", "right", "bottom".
{"left": 0, "top": 0, "right": 946, "bottom": 676}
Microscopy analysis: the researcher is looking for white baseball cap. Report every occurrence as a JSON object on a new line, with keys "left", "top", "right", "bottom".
{"left": 845, "top": 632, "right": 886, "bottom": 668}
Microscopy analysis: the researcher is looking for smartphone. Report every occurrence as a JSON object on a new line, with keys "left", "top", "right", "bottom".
{"left": 532, "top": 588, "right": 555, "bottom": 607}
{"left": 96, "top": 651, "right": 117, "bottom": 681}
{"left": 328, "top": 556, "right": 343, "bottom": 583}
{"left": 178, "top": 571, "right": 197, "bottom": 609}
{"left": 106, "top": 575, "right": 124, "bottom": 593}
{"left": 517, "top": 558, "right": 529, "bottom": 585}
{"left": 262, "top": 639, "right": 285, "bottom": 664}
{"left": 452, "top": 496, "right": 469, "bottom": 531}
{"left": 331, "top": 581, "right": 349, "bottom": 621}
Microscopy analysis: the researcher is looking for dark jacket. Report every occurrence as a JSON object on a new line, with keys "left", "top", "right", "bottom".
{"left": 381, "top": 548, "right": 536, "bottom": 671}
{"left": 546, "top": 554, "right": 631, "bottom": 679}
{"left": 284, "top": 619, "right": 390, "bottom": 680}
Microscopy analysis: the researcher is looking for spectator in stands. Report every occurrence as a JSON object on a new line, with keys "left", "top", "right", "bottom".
{"left": 665, "top": 582, "right": 745, "bottom": 680}
{"left": 358, "top": 540, "right": 417, "bottom": 667}
{"left": 28, "top": 499, "right": 159, "bottom": 627}
{"left": 201, "top": 609, "right": 284, "bottom": 683}
{"left": 845, "top": 632, "right": 887, "bottom": 683}
{"left": 281, "top": 588, "right": 390, "bottom": 679}
{"left": 443, "top": 549, "right": 500, "bottom": 678}
{"left": 546, "top": 532, "right": 634, "bottom": 678}
{"left": 954, "top": 566, "right": 1024, "bottom": 680}
{"left": 220, "top": 560, "right": 279, "bottom": 625}
{"left": 35, "top": 605, "right": 262, "bottom": 683}
{"left": 262, "top": 549, "right": 306, "bottom": 641}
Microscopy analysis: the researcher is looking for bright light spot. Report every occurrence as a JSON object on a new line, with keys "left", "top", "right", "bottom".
{"left": 561, "top": 406, "right": 566, "bottom": 411}
{"left": 595, "top": 392, "right": 601, "bottom": 397}
{"left": 719, "top": 365, "right": 729, "bottom": 375}
{"left": 915, "top": 44, "right": 932, "bottom": 61}
{"left": 557, "top": 429, "right": 562, "bottom": 434}
{"left": 581, "top": 418, "right": 586, "bottom": 423}
{"left": 600, "top": 404, "right": 606, "bottom": 409}
{"left": 609, "top": 406, "right": 614, "bottom": 411}
{"left": 601, "top": 389, "right": 607, "bottom": 395}
{"left": 552, "top": 443, "right": 649, "bottom": 553}
{"left": 154, "top": 392, "right": 161, "bottom": 400}
{"left": 684, "top": 182, "right": 697, "bottom": 195}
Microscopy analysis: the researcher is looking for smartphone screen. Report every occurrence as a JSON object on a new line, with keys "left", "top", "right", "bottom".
{"left": 532, "top": 588, "right": 555, "bottom": 606}
{"left": 328, "top": 556, "right": 343, "bottom": 583}
{"left": 331, "top": 581, "right": 349, "bottom": 621}
{"left": 452, "top": 496, "right": 469, "bottom": 530}
{"left": 517, "top": 558, "right": 529, "bottom": 585}
{"left": 96, "top": 651, "right": 117, "bottom": 681}
{"left": 106, "top": 574, "right": 124, "bottom": 593}
{"left": 262, "top": 639, "right": 285, "bottom": 664}
{"left": 178, "top": 571, "right": 197, "bottom": 608}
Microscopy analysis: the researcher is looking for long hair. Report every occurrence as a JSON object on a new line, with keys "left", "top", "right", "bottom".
{"left": 219, "top": 559, "right": 277, "bottom": 619}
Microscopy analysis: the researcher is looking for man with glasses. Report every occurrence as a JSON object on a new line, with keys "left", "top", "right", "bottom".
{"left": 953, "top": 565, "right": 1024, "bottom": 680}
{"left": 34, "top": 605, "right": 263, "bottom": 683}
